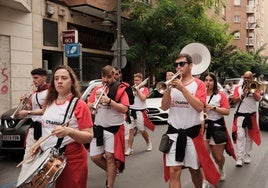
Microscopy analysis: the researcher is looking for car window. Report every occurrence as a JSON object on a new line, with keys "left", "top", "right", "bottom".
{"left": 149, "top": 89, "right": 163, "bottom": 98}
{"left": 224, "top": 78, "right": 242, "bottom": 85}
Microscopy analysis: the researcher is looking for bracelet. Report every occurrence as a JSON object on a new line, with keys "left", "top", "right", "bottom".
{"left": 27, "top": 111, "right": 32, "bottom": 115}
{"left": 108, "top": 99, "right": 112, "bottom": 105}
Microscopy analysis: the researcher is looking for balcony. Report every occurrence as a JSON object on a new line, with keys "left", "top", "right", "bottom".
{"left": 246, "top": 5, "right": 255, "bottom": 13}
{"left": 0, "top": 0, "right": 31, "bottom": 12}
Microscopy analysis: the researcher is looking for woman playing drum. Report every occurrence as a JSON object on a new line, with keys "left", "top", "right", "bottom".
{"left": 27, "top": 65, "right": 93, "bottom": 188}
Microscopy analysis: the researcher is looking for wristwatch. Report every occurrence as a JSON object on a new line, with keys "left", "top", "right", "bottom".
{"left": 27, "top": 111, "right": 31, "bottom": 115}
{"left": 213, "top": 106, "right": 217, "bottom": 111}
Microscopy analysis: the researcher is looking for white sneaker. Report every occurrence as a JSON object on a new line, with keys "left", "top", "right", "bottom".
{"left": 244, "top": 155, "right": 251, "bottom": 164}
{"left": 219, "top": 167, "right": 226, "bottom": 181}
{"left": 146, "top": 142, "right": 152, "bottom": 151}
{"left": 202, "top": 180, "right": 210, "bottom": 188}
{"left": 125, "top": 148, "right": 133, "bottom": 156}
{"left": 236, "top": 159, "right": 243, "bottom": 167}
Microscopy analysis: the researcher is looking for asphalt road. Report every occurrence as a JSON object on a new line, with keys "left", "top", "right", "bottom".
{"left": 1, "top": 107, "right": 268, "bottom": 188}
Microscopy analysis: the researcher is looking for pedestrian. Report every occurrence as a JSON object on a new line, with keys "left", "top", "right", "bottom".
{"left": 160, "top": 53, "right": 220, "bottom": 187}
{"left": 166, "top": 71, "right": 174, "bottom": 81}
{"left": 28, "top": 65, "right": 93, "bottom": 188}
{"left": 202, "top": 73, "right": 236, "bottom": 187}
{"left": 16, "top": 68, "right": 49, "bottom": 187}
{"left": 88, "top": 65, "right": 129, "bottom": 188}
{"left": 231, "top": 71, "right": 261, "bottom": 167}
{"left": 113, "top": 66, "right": 122, "bottom": 82}
{"left": 125, "top": 73, "right": 154, "bottom": 156}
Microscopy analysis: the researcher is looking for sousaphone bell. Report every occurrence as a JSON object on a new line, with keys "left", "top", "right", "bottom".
{"left": 180, "top": 42, "right": 211, "bottom": 76}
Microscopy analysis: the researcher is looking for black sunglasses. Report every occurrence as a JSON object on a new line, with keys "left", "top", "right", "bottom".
{"left": 173, "top": 61, "right": 189, "bottom": 67}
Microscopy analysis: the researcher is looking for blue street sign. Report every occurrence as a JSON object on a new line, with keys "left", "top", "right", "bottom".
{"left": 65, "top": 43, "right": 81, "bottom": 57}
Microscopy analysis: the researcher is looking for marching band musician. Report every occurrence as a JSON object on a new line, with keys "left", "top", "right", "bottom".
{"left": 125, "top": 73, "right": 155, "bottom": 156}
{"left": 202, "top": 73, "right": 236, "bottom": 188}
{"left": 28, "top": 65, "right": 93, "bottom": 188}
{"left": 16, "top": 68, "right": 49, "bottom": 187}
{"left": 231, "top": 71, "right": 261, "bottom": 167}
{"left": 87, "top": 65, "right": 129, "bottom": 188}
{"left": 161, "top": 53, "right": 220, "bottom": 188}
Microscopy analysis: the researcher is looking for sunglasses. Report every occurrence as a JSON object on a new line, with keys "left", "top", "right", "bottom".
{"left": 173, "top": 61, "right": 189, "bottom": 67}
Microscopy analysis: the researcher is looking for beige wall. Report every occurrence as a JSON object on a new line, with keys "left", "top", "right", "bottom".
{"left": 0, "top": 5, "right": 33, "bottom": 114}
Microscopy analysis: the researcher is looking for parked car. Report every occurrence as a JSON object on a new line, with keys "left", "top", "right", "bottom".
{"left": 146, "top": 88, "right": 168, "bottom": 124}
{"left": 0, "top": 79, "right": 102, "bottom": 155}
{"left": 0, "top": 108, "right": 32, "bottom": 154}
{"left": 258, "top": 88, "right": 268, "bottom": 130}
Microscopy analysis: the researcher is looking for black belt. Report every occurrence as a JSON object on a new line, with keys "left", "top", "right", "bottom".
{"left": 205, "top": 117, "right": 225, "bottom": 139}
{"left": 93, "top": 125, "right": 120, "bottom": 146}
{"left": 130, "top": 109, "right": 145, "bottom": 120}
{"left": 166, "top": 124, "right": 201, "bottom": 162}
{"left": 235, "top": 112, "right": 255, "bottom": 129}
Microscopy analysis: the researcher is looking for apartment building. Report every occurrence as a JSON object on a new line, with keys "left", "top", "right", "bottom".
{"left": 226, "top": 0, "right": 267, "bottom": 54}
{"left": 0, "top": 0, "right": 123, "bottom": 114}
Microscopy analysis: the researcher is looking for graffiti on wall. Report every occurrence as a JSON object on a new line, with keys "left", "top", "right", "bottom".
{"left": 0, "top": 35, "right": 11, "bottom": 114}
{"left": 1, "top": 67, "right": 9, "bottom": 94}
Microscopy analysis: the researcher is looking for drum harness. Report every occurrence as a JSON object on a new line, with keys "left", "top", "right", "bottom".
{"left": 53, "top": 96, "right": 79, "bottom": 155}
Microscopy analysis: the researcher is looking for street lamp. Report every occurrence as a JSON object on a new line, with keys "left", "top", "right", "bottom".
{"left": 247, "top": 22, "right": 259, "bottom": 52}
{"left": 116, "top": 0, "right": 122, "bottom": 69}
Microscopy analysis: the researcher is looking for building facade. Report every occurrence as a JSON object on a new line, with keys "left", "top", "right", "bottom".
{"left": 226, "top": 0, "right": 267, "bottom": 54}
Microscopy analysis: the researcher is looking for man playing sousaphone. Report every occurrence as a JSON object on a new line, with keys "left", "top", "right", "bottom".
{"left": 230, "top": 71, "right": 261, "bottom": 167}
{"left": 16, "top": 65, "right": 93, "bottom": 188}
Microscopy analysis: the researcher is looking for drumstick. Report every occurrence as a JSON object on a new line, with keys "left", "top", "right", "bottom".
{"left": 16, "top": 118, "right": 72, "bottom": 167}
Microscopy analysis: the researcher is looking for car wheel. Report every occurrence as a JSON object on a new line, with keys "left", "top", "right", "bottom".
{"left": 259, "top": 115, "right": 268, "bottom": 130}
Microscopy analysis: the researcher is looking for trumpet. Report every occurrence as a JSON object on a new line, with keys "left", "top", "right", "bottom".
{"left": 10, "top": 85, "right": 35, "bottom": 119}
{"left": 156, "top": 72, "right": 181, "bottom": 94}
{"left": 132, "top": 77, "right": 149, "bottom": 95}
{"left": 91, "top": 84, "right": 107, "bottom": 115}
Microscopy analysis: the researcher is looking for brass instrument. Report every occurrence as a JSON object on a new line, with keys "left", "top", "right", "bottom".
{"left": 180, "top": 42, "right": 211, "bottom": 76}
{"left": 243, "top": 80, "right": 260, "bottom": 95}
{"left": 91, "top": 84, "right": 107, "bottom": 115}
{"left": 132, "top": 77, "right": 149, "bottom": 95}
{"left": 10, "top": 85, "right": 35, "bottom": 119}
{"left": 156, "top": 72, "right": 181, "bottom": 94}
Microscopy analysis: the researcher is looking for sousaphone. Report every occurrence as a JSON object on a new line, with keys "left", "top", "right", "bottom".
{"left": 180, "top": 42, "right": 211, "bottom": 75}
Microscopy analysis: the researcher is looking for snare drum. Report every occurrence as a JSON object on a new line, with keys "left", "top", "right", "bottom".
{"left": 16, "top": 148, "right": 66, "bottom": 188}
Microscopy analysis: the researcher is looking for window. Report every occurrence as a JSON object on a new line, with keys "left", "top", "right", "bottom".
{"left": 234, "top": 0, "right": 240, "bottom": 6}
{"left": 234, "top": 32, "right": 240, "bottom": 40}
{"left": 43, "top": 19, "right": 58, "bottom": 47}
{"left": 234, "top": 15, "right": 240, "bottom": 23}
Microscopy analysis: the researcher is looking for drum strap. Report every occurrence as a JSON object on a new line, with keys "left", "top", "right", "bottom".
{"left": 55, "top": 96, "right": 79, "bottom": 150}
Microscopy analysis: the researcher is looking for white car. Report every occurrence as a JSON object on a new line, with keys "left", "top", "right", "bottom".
{"left": 146, "top": 89, "right": 168, "bottom": 124}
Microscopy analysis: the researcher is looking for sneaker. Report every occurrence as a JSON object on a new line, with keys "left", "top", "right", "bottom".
{"left": 244, "top": 155, "right": 251, "bottom": 164}
{"left": 202, "top": 180, "right": 210, "bottom": 188}
{"left": 236, "top": 159, "right": 243, "bottom": 167}
{"left": 146, "top": 142, "right": 152, "bottom": 151}
{"left": 125, "top": 148, "right": 133, "bottom": 156}
{"left": 219, "top": 167, "right": 226, "bottom": 181}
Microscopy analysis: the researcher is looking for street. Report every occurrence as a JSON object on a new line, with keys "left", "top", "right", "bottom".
{"left": 1, "top": 107, "right": 268, "bottom": 188}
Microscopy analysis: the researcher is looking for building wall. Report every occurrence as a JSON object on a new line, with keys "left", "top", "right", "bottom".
{"left": 0, "top": 5, "right": 33, "bottom": 115}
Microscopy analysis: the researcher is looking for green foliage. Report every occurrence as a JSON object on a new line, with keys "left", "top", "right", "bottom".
{"left": 121, "top": 0, "right": 267, "bottom": 81}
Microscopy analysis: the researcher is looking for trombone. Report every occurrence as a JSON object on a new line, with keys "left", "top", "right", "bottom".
{"left": 10, "top": 85, "right": 35, "bottom": 119}
{"left": 156, "top": 72, "right": 181, "bottom": 94}
{"left": 132, "top": 77, "right": 149, "bottom": 95}
{"left": 91, "top": 84, "right": 107, "bottom": 115}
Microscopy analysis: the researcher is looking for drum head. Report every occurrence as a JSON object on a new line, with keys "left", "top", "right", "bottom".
{"left": 16, "top": 148, "right": 52, "bottom": 187}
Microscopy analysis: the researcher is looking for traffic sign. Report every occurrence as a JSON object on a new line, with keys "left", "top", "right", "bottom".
{"left": 65, "top": 43, "right": 81, "bottom": 57}
{"left": 62, "top": 30, "right": 78, "bottom": 44}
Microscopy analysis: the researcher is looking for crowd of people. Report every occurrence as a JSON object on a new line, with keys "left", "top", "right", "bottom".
{"left": 14, "top": 51, "right": 262, "bottom": 188}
